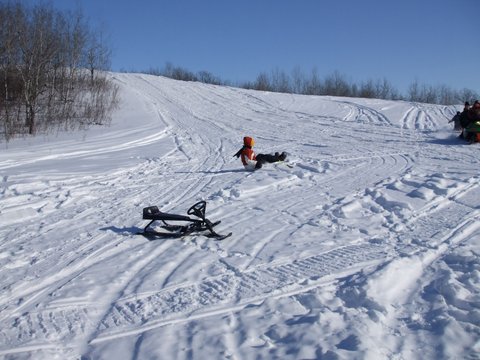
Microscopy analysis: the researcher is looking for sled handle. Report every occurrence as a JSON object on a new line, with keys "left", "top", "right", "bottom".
{"left": 187, "top": 200, "right": 207, "bottom": 219}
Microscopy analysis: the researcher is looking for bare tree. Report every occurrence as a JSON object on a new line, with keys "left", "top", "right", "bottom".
{"left": 457, "top": 88, "right": 479, "bottom": 104}
{"left": 152, "top": 62, "right": 477, "bottom": 107}
{"left": 437, "top": 85, "right": 456, "bottom": 106}
{"left": 375, "top": 78, "right": 397, "bottom": 100}
{"left": 304, "top": 67, "right": 323, "bottom": 95}
{"left": 84, "top": 25, "right": 111, "bottom": 83}
{"left": 197, "top": 70, "right": 221, "bottom": 85}
{"left": 269, "top": 68, "right": 291, "bottom": 93}
{"left": 359, "top": 79, "right": 376, "bottom": 98}
{"left": 0, "top": 3, "right": 23, "bottom": 140}
{"left": 0, "top": 1, "right": 118, "bottom": 141}
{"left": 253, "top": 72, "right": 272, "bottom": 91}
{"left": 323, "top": 71, "right": 351, "bottom": 97}
{"left": 407, "top": 79, "right": 421, "bottom": 102}
{"left": 290, "top": 66, "right": 306, "bottom": 94}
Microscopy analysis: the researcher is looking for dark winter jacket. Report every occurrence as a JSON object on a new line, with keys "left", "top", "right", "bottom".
{"left": 460, "top": 110, "right": 471, "bottom": 128}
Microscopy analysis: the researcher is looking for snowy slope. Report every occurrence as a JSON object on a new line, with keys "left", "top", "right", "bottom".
{"left": 0, "top": 74, "right": 479, "bottom": 359}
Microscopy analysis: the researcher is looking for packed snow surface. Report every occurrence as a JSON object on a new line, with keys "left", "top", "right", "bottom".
{"left": 0, "top": 74, "right": 479, "bottom": 359}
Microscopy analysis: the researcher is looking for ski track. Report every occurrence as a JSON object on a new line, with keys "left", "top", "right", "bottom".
{"left": 0, "top": 74, "right": 478, "bottom": 358}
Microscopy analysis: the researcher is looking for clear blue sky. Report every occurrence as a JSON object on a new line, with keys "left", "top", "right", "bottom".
{"left": 30, "top": 0, "right": 479, "bottom": 94}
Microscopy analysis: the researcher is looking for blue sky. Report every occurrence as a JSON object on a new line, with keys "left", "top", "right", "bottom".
{"left": 32, "top": 0, "right": 479, "bottom": 94}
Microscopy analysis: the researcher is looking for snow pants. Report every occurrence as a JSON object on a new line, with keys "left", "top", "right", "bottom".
{"left": 255, "top": 153, "right": 283, "bottom": 169}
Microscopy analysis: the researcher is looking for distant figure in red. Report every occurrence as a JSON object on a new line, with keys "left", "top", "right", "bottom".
{"left": 234, "top": 136, "right": 286, "bottom": 170}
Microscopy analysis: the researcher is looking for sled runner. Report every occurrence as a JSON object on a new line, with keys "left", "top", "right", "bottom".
{"left": 138, "top": 200, "right": 232, "bottom": 240}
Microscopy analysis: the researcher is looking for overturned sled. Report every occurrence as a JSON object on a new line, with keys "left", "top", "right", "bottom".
{"left": 138, "top": 201, "right": 231, "bottom": 240}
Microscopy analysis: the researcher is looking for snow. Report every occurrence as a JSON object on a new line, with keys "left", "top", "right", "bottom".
{"left": 0, "top": 73, "right": 479, "bottom": 359}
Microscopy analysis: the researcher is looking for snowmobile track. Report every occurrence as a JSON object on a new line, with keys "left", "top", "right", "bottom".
{"left": 92, "top": 242, "right": 388, "bottom": 342}
{"left": 0, "top": 243, "right": 389, "bottom": 351}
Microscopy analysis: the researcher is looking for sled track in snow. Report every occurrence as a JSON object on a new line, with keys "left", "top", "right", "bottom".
{"left": 92, "top": 242, "right": 388, "bottom": 342}
{"left": 0, "top": 243, "right": 389, "bottom": 352}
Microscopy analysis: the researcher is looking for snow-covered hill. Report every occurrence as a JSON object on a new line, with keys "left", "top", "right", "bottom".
{"left": 0, "top": 74, "right": 479, "bottom": 359}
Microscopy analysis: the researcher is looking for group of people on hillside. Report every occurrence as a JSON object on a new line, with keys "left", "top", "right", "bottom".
{"left": 450, "top": 100, "right": 480, "bottom": 143}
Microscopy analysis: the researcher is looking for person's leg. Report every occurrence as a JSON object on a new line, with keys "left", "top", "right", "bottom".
{"left": 256, "top": 152, "right": 286, "bottom": 163}
{"left": 256, "top": 153, "right": 277, "bottom": 163}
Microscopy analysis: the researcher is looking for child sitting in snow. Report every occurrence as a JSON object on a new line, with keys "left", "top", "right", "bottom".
{"left": 233, "top": 136, "right": 286, "bottom": 170}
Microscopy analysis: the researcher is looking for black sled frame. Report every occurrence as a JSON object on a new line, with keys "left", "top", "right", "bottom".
{"left": 139, "top": 201, "right": 231, "bottom": 240}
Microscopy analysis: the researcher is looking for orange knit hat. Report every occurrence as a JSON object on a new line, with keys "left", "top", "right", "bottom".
{"left": 243, "top": 136, "right": 254, "bottom": 147}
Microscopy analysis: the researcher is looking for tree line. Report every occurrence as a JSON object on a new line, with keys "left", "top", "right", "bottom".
{"left": 0, "top": 1, "right": 118, "bottom": 142}
{"left": 145, "top": 64, "right": 478, "bottom": 107}
{"left": 2, "top": 1, "right": 476, "bottom": 144}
